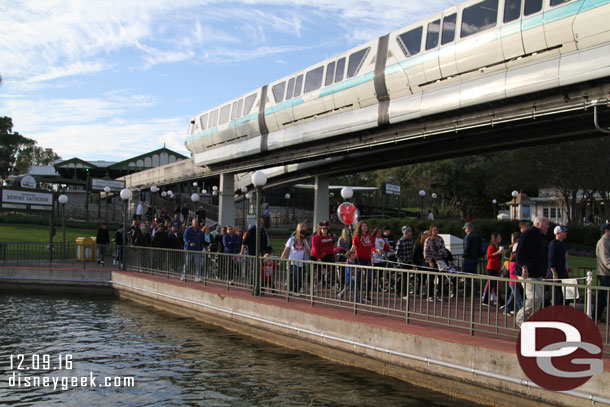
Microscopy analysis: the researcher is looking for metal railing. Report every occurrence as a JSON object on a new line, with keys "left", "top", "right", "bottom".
{"left": 3, "top": 242, "right": 608, "bottom": 352}
{"left": 121, "top": 246, "right": 610, "bottom": 352}
{"left": 0, "top": 241, "right": 118, "bottom": 269}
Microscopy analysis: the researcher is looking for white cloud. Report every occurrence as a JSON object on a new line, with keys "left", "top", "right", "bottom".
{"left": 27, "top": 118, "right": 190, "bottom": 161}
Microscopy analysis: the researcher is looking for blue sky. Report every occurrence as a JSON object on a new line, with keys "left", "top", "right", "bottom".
{"left": 0, "top": 0, "right": 455, "bottom": 162}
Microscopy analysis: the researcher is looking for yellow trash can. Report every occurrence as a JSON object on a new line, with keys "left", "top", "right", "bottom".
{"left": 75, "top": 237, "right": 97, "bottom": 261}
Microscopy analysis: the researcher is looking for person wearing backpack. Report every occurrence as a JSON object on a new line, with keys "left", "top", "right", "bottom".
{"left": 281, "top": 222, "right": 310, "bottom": 294}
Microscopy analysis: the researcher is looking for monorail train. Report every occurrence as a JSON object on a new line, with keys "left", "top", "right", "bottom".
{"left": 185, "top": 0, "right": 610, "bottom": 166}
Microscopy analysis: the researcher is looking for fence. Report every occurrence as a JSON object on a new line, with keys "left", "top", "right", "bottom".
{"left": 2, "top": 242, "right": 608, "bottom": 352}
{"left": 0, "top": 241, "right": 118, "bottom": 269}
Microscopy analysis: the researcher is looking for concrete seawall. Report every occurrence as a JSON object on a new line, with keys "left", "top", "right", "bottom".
{"left": 2, "top": 267, "right": 608, "bottom": 407}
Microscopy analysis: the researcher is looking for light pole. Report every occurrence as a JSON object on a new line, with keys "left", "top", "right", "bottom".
{"left": 511, "top": 190, "right": 519, "bottom": 220}
{"left": 241, "top": 186, "right": 248, "bottom": 228}
{"left": 284, "top": 193, "right": 291, "bottom": 224}
{"left": 150, "top": 185, "right": 158, "bottom": 216}
{"left": 191, "top": 192, "right": 200, "bottom": 223}
{"left": 252, "top": 170, "right": 267, "bottom": 296}
{"left": 419, "top": 190, "right": 426, "bottom": 218}
{"left": 431, "top": 193, "right": 437, "bottom": 218}
{"left": 492, "top": 199, "right": 497, "bottom": 218}
{"left": 58, "top": 194, "right": 68, "bottom": 259}
{"left": 120, "top": 188, "right": 132, "bottom": 270}
{"left": 341, "top": 187, "right": 353, "bottom": 200}
{"left": 104, "top": 186, "right": 111, "bottom": 222}
{"left": 212, "top": 186, "right": 218, "bottom": 206}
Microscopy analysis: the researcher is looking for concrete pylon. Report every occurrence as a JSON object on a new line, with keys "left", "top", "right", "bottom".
{"left": 219, "top": 173, "right": 235, "bottom": 226}
{"left": 313, "top": 175, "right": 329, "bottom": 228}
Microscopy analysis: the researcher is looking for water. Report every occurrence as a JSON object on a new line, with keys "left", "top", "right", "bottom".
{"left": 0, "top": 293, "right": 481, "bottom": 406}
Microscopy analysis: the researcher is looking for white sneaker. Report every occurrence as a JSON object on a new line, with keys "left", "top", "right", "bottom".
{"left": 180, "top": 274, "right": 186, "bottom": 281}
{"left": 194, "top": 278, "right": 202, "bottom": 282}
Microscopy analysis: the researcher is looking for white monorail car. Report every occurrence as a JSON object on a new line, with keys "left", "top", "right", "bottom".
{"left": 185, "top": 0, "right": 610, "bottom": 166}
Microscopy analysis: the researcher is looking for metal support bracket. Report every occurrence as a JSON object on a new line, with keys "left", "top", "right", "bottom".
{"left": 593, "top": 102, "right": 610, "bottom": 134}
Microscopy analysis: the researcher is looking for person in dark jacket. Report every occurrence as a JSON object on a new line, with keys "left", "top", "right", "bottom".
{"left": 135, "top": 226, "right": 152, "bottom": 247}
{"left": 462, "top": 222, "right": 483, "bottom": 274}
{"left": 96, "top": 223, "right": 110, "bottom": 266}
{"left": 241, "top": 218, "right": 269, "bottom": 256}
{"left": 114, "top": 225, "right": 124, "bottom": 266}
{"left": 516, "top": 216, "right": 549, "bottom": 326}
{"left": 152, "top": 224, "right": 169, "bottom": 248}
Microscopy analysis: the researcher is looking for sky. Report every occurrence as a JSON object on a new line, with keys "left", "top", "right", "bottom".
{"left": 0, "top": 0, "right": 455, "bottom": 162}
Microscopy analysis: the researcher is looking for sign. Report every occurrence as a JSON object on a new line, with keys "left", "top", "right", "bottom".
{"left": 517, "top": 306, "right": 603, "bottom": 391}
{"left": 384, "top": 183, "right": 400, "bottom": 196}
{"left": 20, "top": 175, "right": 37, "bottom": 189}
{"left": 91, "top": 178, "right": 125, "bottom": 192}
{"left": 2, "top": 188, "right": 53, "bottom": 207}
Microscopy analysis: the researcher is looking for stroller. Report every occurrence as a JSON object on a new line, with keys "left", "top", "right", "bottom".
{"left": 437, "top": 249, "right": 461, "bottom": 299}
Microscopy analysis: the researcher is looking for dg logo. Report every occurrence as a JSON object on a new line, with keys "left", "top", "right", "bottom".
{"left": 517, "top": 306, "right": 604, "bottom": 391}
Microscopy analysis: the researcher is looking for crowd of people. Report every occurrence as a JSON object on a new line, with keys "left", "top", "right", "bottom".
{"left": 96, "top": 203, "right": 608, "bottom": 325}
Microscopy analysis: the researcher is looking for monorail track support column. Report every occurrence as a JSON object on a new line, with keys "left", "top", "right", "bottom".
{"left": 219, "top": 173, "right": 236, "bottom": 227}
{"left": 313, "top": 176, "right": 329, "bottom": 227}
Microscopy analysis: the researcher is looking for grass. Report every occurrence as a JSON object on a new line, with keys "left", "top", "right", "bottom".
{"left": 0, "top": 223, "right": 99, "bottom": 243}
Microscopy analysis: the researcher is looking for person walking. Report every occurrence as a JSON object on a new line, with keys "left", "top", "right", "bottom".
{"left": 281, "top": 223, "right": 310, "bottom": 294}
{"left": 515, "top": 216, "right": 550, "bottom": 327}
{"left": 595, "top": 224, "right": 610, "bottom": 323}
{"left": 548, "top": 225, "right": 569, "bottom": 305}
{"left": 462, "top": 222, "right": 483, "bottom": 274}
{"left": 424, "top": 225, "right": 445, "bottom": 302}
{"left": 310, "top": 221, "right": 335, "bottom": 291}
{"left": 96, "top": 223, "right": 110, "bottom": 266}
{"left": 396, "top": 226, "right": 415, "bottom": 297}
{"left": 352, "top": 221, "right": 374, "bottom": 303}
{"left": 482, "top": 232, "right": 503, "bottom": 306}
{"left": 183, "top": 218, "right": 204, "bottom": 282}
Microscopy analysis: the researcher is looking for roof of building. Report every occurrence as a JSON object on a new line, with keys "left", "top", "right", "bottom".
{"left": 27, "top": 165, "right": 59, "bottom": 177}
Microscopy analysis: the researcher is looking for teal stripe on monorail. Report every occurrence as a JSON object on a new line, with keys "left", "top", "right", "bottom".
{"left": 228, "top": 113, "right": 258, "bottom": 128}
{"left": 264, "top": 97, "right": 305, "bottom": 115}
{"left": 319, "top": 71, "right": 374, "bottom": 97}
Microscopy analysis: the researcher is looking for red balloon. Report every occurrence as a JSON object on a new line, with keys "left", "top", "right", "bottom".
{"left": 337, "top": 202, "right": 358, "bottom": 226}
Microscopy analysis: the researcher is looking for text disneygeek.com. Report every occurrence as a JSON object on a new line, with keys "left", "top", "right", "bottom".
{"left": 8, "top": 372, "right": 135, "bottom": 390}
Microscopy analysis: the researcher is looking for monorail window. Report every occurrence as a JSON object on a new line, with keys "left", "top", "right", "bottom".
{"left": 441, "top": 13, "right": 457, "bottom": 45}
{"left": 199, "top": 114, "right": 208, "bottom": 131}
{"left": 347, "top": 48, "right": 370, "bottom": 78}
{"left": 426, "top": 19, "right": 441, "bottom": 50}
{"left": 218, "top": 104, "right": 231, "bottom": 125}
{"left": 209, "top": 109, "right": 218, "bottom": 128}
{"left": 325, "top": 61, "right": 336, "bottom": 86}
{"left": 286, "top": 78, "right": 295, "bottom": 100}
{"left": 230, "top": 102, "right": 239, "bottom": 121}
{"left": 272, "top": 82, "right": 286, "bottom": 103}
{"left": 335, "top": 57, "right": 345, "bottom": 83}
{"left": 294, "top": 74, "right": 303, "bottom": 97}
{"left": 524, "top": 0, "right": 542, "bottom": 15}
{"left": 461, "top": 0, "right": 498, "bottom": 38}
{"left": 550, "top": 0, "right": 570, "bottom": 5}
{"left": 244, "top": 94, "right": 257, "bottom": 116}
{"left": 305, "top": 66, "right": 324, "bottom": 93}
{"left": 503, "top": 0, "right": 521, "bottom": 22}
{"left": 236, "top": 99, "right": 244, "bottom": 118}
{"left": 397, "top": 26, "right": 423, "bottom": 57}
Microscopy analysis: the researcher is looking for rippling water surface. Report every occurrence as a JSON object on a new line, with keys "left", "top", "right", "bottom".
{"left": 0, "top": 293, "right": 480, "bottom": 406}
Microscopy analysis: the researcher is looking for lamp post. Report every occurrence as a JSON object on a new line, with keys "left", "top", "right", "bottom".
{"left": 419, "top": 190, "right": 426, "bottom": 218}
{"left": 103, "top": 186, "right": 111, "bottom": 222}
{"left": 150, "top": 185, "right": 158, "bottom": 215}
{"left": 241, "top": 186, "right": 248, "bottom": 228}
{"left": 492, "top": 199, "right": 497, "bottom": 218}
{"left": 341, "top": 187, "right": 353, "bottom": 200}
{"left": 120, "top": 188, "right": 132, "bottom": 270}
{"left": 284, "top": 193, "right": 291, "bottom": 224}
{"left": 191, "top": 192, "right": 200, "bottom": 223}
{"left": 252, "top": 170, "right": 267, "bottom": 296}
{"left": 58, "top": 194, "right": 68, "bottom": 259}
{"left": 511, "top": 190, "right": 519, "bottom": 220}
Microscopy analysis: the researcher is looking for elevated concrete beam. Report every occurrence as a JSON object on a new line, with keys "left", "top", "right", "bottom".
{"left": 313, "top": 175, "right": 329, "bottom": 227}
{"left": 219, "top": 172, "right": 235, "bottom": 226}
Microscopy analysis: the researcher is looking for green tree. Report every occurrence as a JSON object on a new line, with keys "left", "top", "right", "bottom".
{"left": 0, "top": 117, "right": 35, "bottom": 181}
{"left": 15, "top": 145, "right": 61, "bottom": 174}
